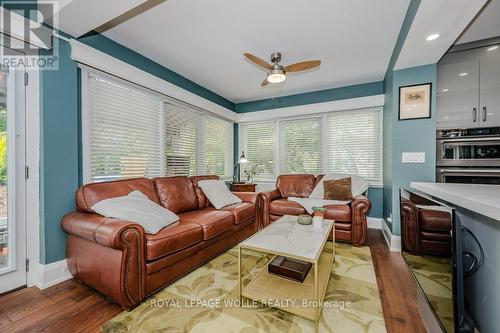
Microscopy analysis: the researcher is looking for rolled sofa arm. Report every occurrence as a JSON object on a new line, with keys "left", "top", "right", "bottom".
{"left": 400, "top": 198, "right": 421, "bottom": 255}
{"left": 256, "top": 189, "right": 282, "bottom": 229}
{"left": 232, "top": 191, "right": 258, "bottom": 204}
{"left": 351, "top": 195, "right": 371, "bottom": 246}
{"left": 61, "top": 212, "right": 146, "bottom": 309}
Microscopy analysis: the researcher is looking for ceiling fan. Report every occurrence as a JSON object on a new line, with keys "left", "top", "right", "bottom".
{"left": 244, "top": 52, "right": 321, "bottom": 86}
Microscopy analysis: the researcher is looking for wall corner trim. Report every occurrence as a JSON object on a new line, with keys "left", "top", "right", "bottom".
{"left": 237, "top": 94, "right": 385, "bottom": 123}
{"left": 382, "top": 219, "right": 402, "bottom": 252}
{"left": 69, "top": 39, "right": 239, "bottom": 122}
{"left": 29, "top": 259, "right": 72, "bottom": 290}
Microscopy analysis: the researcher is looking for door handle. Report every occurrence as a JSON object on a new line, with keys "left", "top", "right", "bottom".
{"left": 482, "top": 106, "right": 487, "bottom": 122}
{"left": 472, "top": 107, "right": 477, "bottom": 123}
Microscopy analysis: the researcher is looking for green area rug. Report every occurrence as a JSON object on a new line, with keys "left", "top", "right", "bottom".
{"left": 102, "top": 242, "right": 386, "bottom": 333}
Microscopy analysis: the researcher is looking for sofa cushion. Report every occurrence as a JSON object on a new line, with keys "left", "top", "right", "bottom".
{"left": 76, "top": 178, "right": 159, "bottom": 213}
{"left": 420, "top": 210, "right": 451, "bottom": 232}
{"left": 179, "top": 208, "right": 234, "bottom": 240}
{"left": 145, "top": 222, "right": 203, "bottom": 261}
{"left": 190, "top": 175, "right": 220, "bottom": 209}
{"left": 221, "top": 202, "right": 255, "bottom": 224}
{"left": 276, "top": 174, "right": 317, "bottom": 198}
{"left": 420, "top": 231, "right": 451, "bottom": 242}
{"left": 269, "top": 199, "right": 306, "bottom": 216}
{"left": 324, "top": 204, "right": 352, "bottom": 222}
{"left": 154, "top": 176, "right": 199, "bottom": 214}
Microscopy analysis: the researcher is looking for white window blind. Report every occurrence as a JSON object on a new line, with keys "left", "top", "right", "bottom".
{"left": 164, "top": 101, "right": 203, "bottom": 176}
{"left": 279, "top": 118, "right": 322, "bottom": 174}
{"left": 86, "top": 73, "right": 163, "bottom": 182}
{"left": 325, "top": 108, "right": 382, "bottom": 184}
{"left": 239, "top": 122, "right": 276, "bottom": 179}
{"left": 205, "top": 115, "right": 233, "bottom": 177}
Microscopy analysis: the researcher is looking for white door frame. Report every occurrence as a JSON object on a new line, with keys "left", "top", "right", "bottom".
{"left": 0, "top": 56, "right": 27, "bottom": 292}
{"left": 25, "top": 67, "right": 40, "bottom": 288}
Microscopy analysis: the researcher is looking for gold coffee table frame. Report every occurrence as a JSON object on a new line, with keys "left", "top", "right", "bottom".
{"left": 238, "top": 215, "right": 335, "bottom": 325}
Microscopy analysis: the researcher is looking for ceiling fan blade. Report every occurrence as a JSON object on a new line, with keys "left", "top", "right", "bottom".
{"left": 244, "top": 53, "right": 273, "bottom": 70}
{"left": 261, "top": 78, "right": 270, "bottom": 86}
{"left": 284, "top": 60, "right": 321, "bottom": 73}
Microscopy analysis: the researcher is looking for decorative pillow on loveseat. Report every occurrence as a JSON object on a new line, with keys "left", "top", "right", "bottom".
{"left": 91, "top": 190, "right": 179, "bottom": 234}
{"left": 323, "top": 177, "right": 353, "bottom": 200}
{"left": 197, "top": 180, "right": 242, "bottom": 209}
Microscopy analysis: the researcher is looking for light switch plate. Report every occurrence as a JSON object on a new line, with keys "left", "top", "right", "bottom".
{"left": 402, "top": 152, "right": 426, "bottom": 163}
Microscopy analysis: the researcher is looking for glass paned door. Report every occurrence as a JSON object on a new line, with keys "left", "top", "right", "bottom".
{"left": 0, "top": 46, "right": 27, "bottom": 293}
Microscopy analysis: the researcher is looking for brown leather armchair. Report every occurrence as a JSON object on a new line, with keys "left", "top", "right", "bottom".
{"left": 256, "top": 174, "right": 371, "bottom": 246}
{"left": 62, "top": 176, "right": 258, "bottom": 310}
{"left": 400, "top": 197, "right": 452, "bottom": 257}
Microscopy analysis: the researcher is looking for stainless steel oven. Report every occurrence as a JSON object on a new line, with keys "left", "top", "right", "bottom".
{"left": 437, "top": 127, "right": 500, "bottom": 184}
{"left": 436, "top": 167, "right": 500, "bottom": 184}
{"left": 437, "top": 128, "right": 500, "bottom": 167}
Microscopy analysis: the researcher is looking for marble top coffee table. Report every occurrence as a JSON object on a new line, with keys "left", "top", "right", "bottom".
{"left": 238, "top": 215, "right": 335, "bottom": 324}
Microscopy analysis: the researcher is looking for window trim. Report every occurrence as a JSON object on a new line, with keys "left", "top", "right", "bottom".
{"left": 239, "top": 107, "right": 383, "bottom": 185}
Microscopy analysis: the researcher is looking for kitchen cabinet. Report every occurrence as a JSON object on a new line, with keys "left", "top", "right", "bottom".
{"left": 437, "top": 44, "right": 500, "bottom": 129}
{"left": 479, "top": 48, "right": 500, "bottom": 126}
{"left": 437, "top": 60, "right": 479, "bottom": 129}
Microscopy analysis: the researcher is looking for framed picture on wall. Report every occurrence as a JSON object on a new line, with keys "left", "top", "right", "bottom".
{"left": 398, "top": 83, "right": 432, "bottom": 120}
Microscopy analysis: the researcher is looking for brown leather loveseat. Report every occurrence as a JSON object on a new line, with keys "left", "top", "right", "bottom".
{"left": 61, "top": 175, "right": 258, "bottom": 309}
{"left": 257, "top": 174, "right": 371, "bottom": 246}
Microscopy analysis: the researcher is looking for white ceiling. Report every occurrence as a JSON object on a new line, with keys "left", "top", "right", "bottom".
{"left": 394, "top": 0, "right": 487, "bottom": 70}
{"left": 53, "top": 0, "right": 146, "bottom": 37}
{"left": 102, "top": 0, "right": 410, "bottom": 103}
{"left": 456, "top": 0, "right": 500, "bottom": 44}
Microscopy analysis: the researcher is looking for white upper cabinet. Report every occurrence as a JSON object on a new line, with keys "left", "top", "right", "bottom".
{"left": 437, "top": 44, "right": 500, "bottom": 129}
{"left": 479, "top": 47, "right": 500, "bottom": 127}
{"left": 437, "top": 60, "right": 479, "bottom": 129}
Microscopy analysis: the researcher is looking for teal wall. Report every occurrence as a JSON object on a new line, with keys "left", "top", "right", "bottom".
{"left": 39, "top": 41, "right": 79, "bottom": 263}
{"left": 39, "top": 34, "right": 235, "bottom": 264}
{"left": 235, "top": 81, "right": 383, "bottom": 113}
{"left": 384, "top": 65, "right": 437, "bottom": 235}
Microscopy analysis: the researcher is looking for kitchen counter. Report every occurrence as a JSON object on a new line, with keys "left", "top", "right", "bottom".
{"left": 410, "top": 182, "right": 500, "bottom": 221}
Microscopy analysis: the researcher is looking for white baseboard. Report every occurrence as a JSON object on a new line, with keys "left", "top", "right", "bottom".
{"left": 29, "top": 259, "right": 72, "bottom": 289}
{"left": 367, "top": 217, "right": 383, "bottom": 229}
{"left": 382, "top": 219, "right": 401, "bottom": 252}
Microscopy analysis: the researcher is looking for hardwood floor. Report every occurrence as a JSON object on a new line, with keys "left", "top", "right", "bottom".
{"left": 0, "top": 229, "right": 426, "bottom": 333}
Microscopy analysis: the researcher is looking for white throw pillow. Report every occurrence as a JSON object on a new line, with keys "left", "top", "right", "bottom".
{"left": 309, "top": 174, "right": 370, "bottom": 199}
{"left": 91, "top": 190, "right": 179, "bottom": 234}
{"left": 197, "top": 180, "right": 242, "bottom": 209}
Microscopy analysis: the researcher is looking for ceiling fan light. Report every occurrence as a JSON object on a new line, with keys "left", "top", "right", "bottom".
{"left": 267, "top": 73, "right": 286, "bottom": 83}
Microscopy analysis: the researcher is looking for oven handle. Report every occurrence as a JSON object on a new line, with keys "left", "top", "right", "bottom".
{"left": 439, "top": 169, "right": 500, "bottom": 173}
{"left": 440, "top": 137, "right": 500, "bottom": 143}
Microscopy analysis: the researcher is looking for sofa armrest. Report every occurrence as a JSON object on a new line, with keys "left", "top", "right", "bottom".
{"left": 400, "top": 198, "right": 421, "bottom": 255}
{"left": 351, "top": 195, "right": 371, "bottom": 246}
{"left": 256, "top": 189, "right": 282, "bottom": 229}
{"left": 61, "top": 212, "right": 145, "bottom": 250}
{"left": 61, "top": 212, "right": 146, "bottom": 309}
{"left": 232, "top": 191, "right": 258, "bottom": 204}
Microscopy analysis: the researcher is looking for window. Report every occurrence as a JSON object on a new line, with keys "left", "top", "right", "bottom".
{"left": 239, "top": 107, "right": 382, "bottom": 185}
{"left": 279, "top": 118, "right": 322, "bottom": 174}
{"left": 205, "top": 115, "right": 233, "bottom": 177}
{"left": 164, "top": 101, "right": 203, "bottom": 176}
{"left": 85, "top": 72, "right": 163, "bottom": 182}
{"left": 163, "top": 104, "right": 233, "bottom": 178}
{"left": 83, "top": 70, "right": 234, "bottom": 182}
{"left": 239, "top": 122, "right": 276, "bottom": 179}
{"left": 325, "top": 108, "right": 382, "bottom": 184}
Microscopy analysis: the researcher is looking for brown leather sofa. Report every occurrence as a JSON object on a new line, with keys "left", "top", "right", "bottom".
{"left": 61, "top": 175, "right": 258, "bottom": 310}
{"left": 400, "top": 196, "right": 451, "bottom": 257}
{"left": 256, "top": 174, "right": 371, "bottom": 246}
